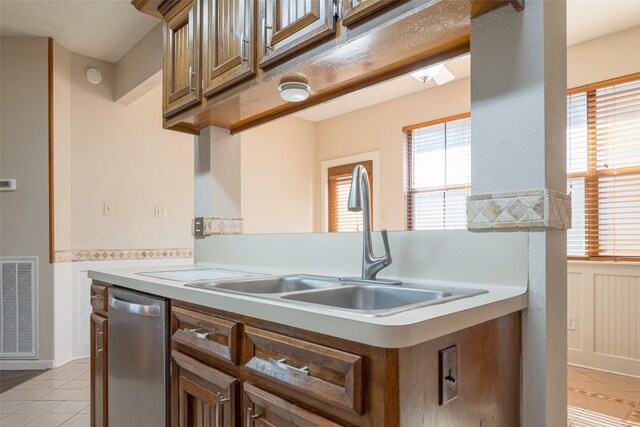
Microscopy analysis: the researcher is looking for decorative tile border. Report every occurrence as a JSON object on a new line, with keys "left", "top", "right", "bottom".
{"left": 193, "top": 216, "right": 244, "bottom": 237}
{"left": 569, "top": 386, "right": 639, "bottom": 409}
{"left": 54, "top": 248, "right": 193, "bottom": 263}
{"left": 467, "top": 189, "right": 571, "bottom": 230}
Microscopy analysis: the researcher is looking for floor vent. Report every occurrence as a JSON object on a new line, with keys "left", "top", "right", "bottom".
{"left": 0, "top": 258, "right": 37, "bottom": 359}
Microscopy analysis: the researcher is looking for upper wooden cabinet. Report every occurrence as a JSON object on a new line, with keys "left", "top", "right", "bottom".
{"left": 259, "top": 0, "right": 336, "bottom": 68}
{"left": 341, "top": 0, "right": 397, "bottom": 26}
{"left": 163, "top": 0, "right": 201, "bottom": 117}
{"left": 202, "top": 0, "right": 256, "bottom": 97}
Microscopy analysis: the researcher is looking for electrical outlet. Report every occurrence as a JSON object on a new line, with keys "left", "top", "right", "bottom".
{"left": 154, "top": 206, "right": 167, "bottom": 218}
{"left": 103, "top": 202, "right": 114, "bottom": 216}
{"left": 567, "top": 314, "right": 577, "bottom": 331}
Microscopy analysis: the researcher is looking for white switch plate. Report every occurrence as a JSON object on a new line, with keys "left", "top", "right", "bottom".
{"left": 0, "top": 179, "right": 16, "bottom": 191}
{"left": 154, "top": 206, "right": 167, "bottom": 218}
{"left": 103, "top": 202, "right": 114, "bottom": 216}
{"left": 567, "top": 314, "right": 577, "bottom": 331}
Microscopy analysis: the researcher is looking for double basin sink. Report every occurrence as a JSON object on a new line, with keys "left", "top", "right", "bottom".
{"left": 185, "top": 274, "right": 487, "bottom": 317}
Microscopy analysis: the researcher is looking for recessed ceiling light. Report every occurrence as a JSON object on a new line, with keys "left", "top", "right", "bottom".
{"left": 411, "top": 64, "right": 455, "bottom": 85}
{"left": 278, "top": 82, "right": 311, "bottom": 103}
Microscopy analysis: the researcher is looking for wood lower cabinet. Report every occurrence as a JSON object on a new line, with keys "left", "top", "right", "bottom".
{"left": 163, "top": 0, "right": 201, "bottom": 117}
{"left": 90, "top": 313, "right": 108, "bottom": 427}
{"left": 341, "top": 0, "right": 397, "bottom": 26}
{"left": 259, "top": 0, "right": 336, "bottom": 68}
{"left": 243, "top": 382, "right": 342, "bottom": 427}
{"left": 202, "top": 0, "right": 256, "bottom": 97}
{"left": 172, "top": 350, "right": 240, "bottom": 427}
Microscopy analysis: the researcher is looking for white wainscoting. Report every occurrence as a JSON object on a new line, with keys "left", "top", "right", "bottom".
{"left": 53, "top": 258, "right": 192, "bottom": 367}
{"left": 568, "top": 261, "right": 640, "bottom": 377}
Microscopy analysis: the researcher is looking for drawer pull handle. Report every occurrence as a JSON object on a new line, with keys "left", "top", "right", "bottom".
{"left": 269, "top": 358, "right": 309, "bottom": 377}
{"left": 185, "top": 327, "right": 211, "bottom": 340}
{"left": 215, "top": 392, "right": 230, "bottom": 427}
{"left": 91, "top": 295, "right": 103, "bottom": 301}
{"left": 246, "top": 407, "right": 261, "bottom": 427}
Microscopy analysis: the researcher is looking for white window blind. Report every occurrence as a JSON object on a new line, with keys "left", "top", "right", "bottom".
{"left": 567, "top": 74, "right": 640, "bottom": 259}
{"left": 403, "top": 114, "right": 470, "bottom": 230}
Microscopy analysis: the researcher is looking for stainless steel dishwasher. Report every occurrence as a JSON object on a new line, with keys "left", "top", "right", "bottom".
{"left": 108, "top": 287, "right": 169, "bottom": 427}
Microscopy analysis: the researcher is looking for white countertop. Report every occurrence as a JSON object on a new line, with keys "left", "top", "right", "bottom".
{"left": 88, "top": 263, "right": 527, "bottom": 348}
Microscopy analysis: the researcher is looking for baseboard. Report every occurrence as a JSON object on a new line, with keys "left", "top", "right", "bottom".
{"left": 0, "top": 359, "right": 54, "bottom": 370}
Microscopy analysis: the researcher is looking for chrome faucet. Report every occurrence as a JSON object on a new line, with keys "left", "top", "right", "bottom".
{"left": 348, "top": 164, "right": 392, "bottom": 280}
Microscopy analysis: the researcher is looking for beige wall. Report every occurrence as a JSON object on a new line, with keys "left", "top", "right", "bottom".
{"left": 241, "top": 116, "right": 317, "bottom": 234}
{"left": 58, "top": 47, "right": 194, "bottom": 250}
{"left": 0, "top": 37, "right": 54, "bottom": 361}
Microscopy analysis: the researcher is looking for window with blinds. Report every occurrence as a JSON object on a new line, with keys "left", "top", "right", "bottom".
{"left": 327, "top": 161, "right": 373, "bottom": 232}
{"left": 568, "top": 73, "right": 640, "bottom": 259}
{"left": 403, "top": 113, "right": 471, "bottom": 230}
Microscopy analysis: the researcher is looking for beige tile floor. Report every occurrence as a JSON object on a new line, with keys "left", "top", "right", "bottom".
{"left": 2, "top": 359, "right": 639, "bottom": 426}
{"left": 568, "top": 365, "right": 640, "bottom": 426}
{"left": 0, "top": 358, "right": 90, "bottom": 427}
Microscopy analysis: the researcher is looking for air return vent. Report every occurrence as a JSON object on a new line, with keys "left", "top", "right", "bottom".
{"left": 0, "top": 258, "right": 37, "bottom": 359}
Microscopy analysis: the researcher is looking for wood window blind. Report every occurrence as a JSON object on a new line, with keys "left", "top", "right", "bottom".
{"left": 328, "top": 161, "right": 373, "bottom": 232}
{"left": 568, "top": 72, "right": 640, "bottom": 260}
{"left": 403, "top": 113, "right": 471, "bottom": 230}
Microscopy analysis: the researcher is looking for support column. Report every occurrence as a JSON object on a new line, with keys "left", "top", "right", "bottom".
{"left": 194, "top": 126, "right": 243, "bottom": 235}
{"left": 470, "top": 2, "right": 567, "bottom": 426}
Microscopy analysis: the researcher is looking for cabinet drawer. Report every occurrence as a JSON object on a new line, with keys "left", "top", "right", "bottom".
{"left": 244, "top": 382, "right": 342, "bottom": 427}
{"left": 90, "top": 284, "right": 108, "bottom": 313}
{"left": 172, "top": 306, "right": 240, "bottom": 365}
{"left": 243, "top": 327, "right": 364, "bottom": 415}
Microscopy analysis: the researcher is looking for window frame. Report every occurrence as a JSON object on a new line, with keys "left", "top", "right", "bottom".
{"left": 403, "top": 112, "right": 471, "bottom": 231}
{"left": 568, "top": 71, "right": 640, "bottom": 262}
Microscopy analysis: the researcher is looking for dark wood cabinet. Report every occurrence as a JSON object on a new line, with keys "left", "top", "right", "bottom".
{"left": 341, "top": 0, "right": 397, "bottom": 26}
{"left": 172, "top": 350, "right": 240, "bottom": 427}
{"left": 90, "top": 313, "right": 108, "bottom": 427}
{"left": 259, "top": 0, "right": 336, "bottom": 68}
{"left": 202, "top": 0, "right": 256, "bottom": 97}
{"left": 243, "top": 382, "right": 342, "bottom": 427}
{"left": 163, "top": 0, "right": 201, "bottom": 117}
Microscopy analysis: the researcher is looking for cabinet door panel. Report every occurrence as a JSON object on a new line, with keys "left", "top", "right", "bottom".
{"left": 90, "top": 314, "right": 108, "bottom": 427}
{"left": 243, "top": 383, "right": 342, "bottom": 427}
{"left": 259, "top": 0, "right": 336, "bottom": 68}
{"left": 163, "top": 0, "right": 201, "bottom": 117}
{"left": 172, "top": 350, "right": 239, "bottom": 427}
{"left": 341, "top": 0, "right": 397, "bottom": 26}
{"left": 202, "top": 0, "right": 256, "bottom": 97}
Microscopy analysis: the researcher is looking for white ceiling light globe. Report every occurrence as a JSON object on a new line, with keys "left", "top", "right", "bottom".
{"left": 86, "top": 68, "right": 103, "bottom": 85}
{"left": 278, "top": 82, "right": 310, "bottom": 102}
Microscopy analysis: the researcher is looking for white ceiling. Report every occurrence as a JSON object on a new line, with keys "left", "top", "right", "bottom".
{"left": 0, "top": 0, "right": 159, "bottom": 63}
{"left": 297, "top": 0, "right": 640, "bottom": 122}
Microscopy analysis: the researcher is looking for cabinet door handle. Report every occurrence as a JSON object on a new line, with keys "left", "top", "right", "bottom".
{"left": 262, "top": 18, "right": 273, "bottom": 52}
{"left": 240, "top": 32, "right": 249, "bottom": 63}
{"left": 246, "top": 407, "right": 261, "bottom": 427}
{"left": 269, "top": 358, "right": 309, "bottom": 377}
{"left": 215, "top": 392, "right": 230, "bottom": 427}
{"left": 185, "top": 327, "right": 211, "bottom": 340}
{"left": 188, "top": 66, "right": 196, "bottom": 92}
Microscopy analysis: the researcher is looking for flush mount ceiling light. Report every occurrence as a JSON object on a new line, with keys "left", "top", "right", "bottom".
{"left": 86, "top": 68, "right": 103, "bottom": 85}
{"left": 278, "top": 81, "right": 311, "bottom": 102}
{"left": 410, "top": 64, "right": 455, "bottom": 85}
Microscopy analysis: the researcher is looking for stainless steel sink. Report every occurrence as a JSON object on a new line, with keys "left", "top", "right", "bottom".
{"left": 210, "top": 275, "right": 341, "bottom": 294}
{"left": 185, "top": 274, "right": 487, "bottom": 317}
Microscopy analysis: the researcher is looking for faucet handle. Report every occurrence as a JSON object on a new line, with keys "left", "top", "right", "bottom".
{"left": 381, "top": 229, "right": 392, "bottom": 266}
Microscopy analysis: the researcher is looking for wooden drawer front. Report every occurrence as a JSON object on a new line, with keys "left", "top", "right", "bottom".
{"left": 172, "top": 350, "right": 239, "bottom": 427}
{"left": 244, "top": 382, "right": 342, "bottom": 427}
{"left": 172, "top": 306, "right": 240, "bottom": 365}
{"left": 243, "top": 327, "right": 364, "bottom": 415}
{"left": 90, "top": 284, "right": 108, "bottom": 313}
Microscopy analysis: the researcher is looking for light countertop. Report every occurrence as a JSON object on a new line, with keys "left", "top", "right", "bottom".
{"left": 88, "top": 263, "right": 527, "bottom": 348}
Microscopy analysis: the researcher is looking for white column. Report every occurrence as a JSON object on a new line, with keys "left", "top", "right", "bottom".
{"left": 470, "top": 2, "right": 567, "bottom": 426}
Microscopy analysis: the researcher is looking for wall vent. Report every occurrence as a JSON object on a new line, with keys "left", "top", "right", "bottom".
{"left": 0, "top": 258, "right": 37, "bottom": 359}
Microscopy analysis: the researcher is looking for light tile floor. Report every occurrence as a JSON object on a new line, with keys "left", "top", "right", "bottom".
{"left": 2, "top": 359, "right": 639, "bottom": 426}
{"left": 568, "top": 365, "right": 640, "bottom": 426}
{"left": 0, "top": 358, "right": 90, "bottom": 427}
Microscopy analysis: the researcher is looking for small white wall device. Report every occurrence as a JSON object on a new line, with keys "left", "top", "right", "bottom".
{"left": 0, "top": 179, "right": 17, "bottom": 191}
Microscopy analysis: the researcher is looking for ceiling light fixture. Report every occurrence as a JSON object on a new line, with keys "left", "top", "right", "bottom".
{"left": 410, "top": 64, "right": 455, "bottom": 85}
{"left": 278, "top": 81, "right": 311, "bottom": 103}
{"left": 86, "top": 68, "right": 103, "bottom": 85}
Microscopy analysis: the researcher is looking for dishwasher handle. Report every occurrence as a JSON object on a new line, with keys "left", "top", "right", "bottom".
{"left": 108, "top": 294, "right": 161, "bottom": 317}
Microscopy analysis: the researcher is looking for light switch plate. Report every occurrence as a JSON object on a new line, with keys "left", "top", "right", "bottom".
{"left": 103, "top": 202, "right": 114, "bottom": 216}
{"left": 0, "top": 179, "right": 16, "bottom": 191}
{"left": 439, "top": 345, "right": 458, "bottom": 405}
{"left": 568, "top": 314, "right": 577, "bottom": 331}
